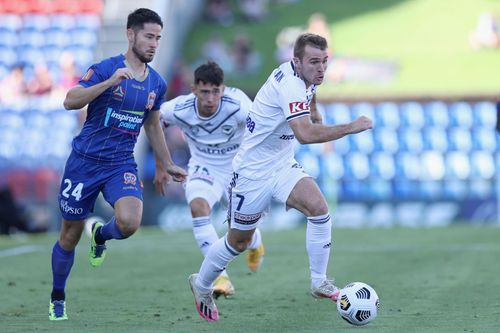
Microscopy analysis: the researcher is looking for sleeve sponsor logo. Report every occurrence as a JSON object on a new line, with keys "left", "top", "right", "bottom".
{"left": 246, "top": 115, "right": 255, "bottom": 133}
{"left": 289, "top": 102, "right": 310, "bottom": 114}
{"left": 146, "top": 91, "right": 156, "bottom": 110}
{"left": 81, "top": 69, "right": 94, "bottom": 81}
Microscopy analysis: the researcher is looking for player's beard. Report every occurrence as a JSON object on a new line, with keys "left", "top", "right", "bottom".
{"left": 132, "top": 44, "right": 154, "bottom": 63}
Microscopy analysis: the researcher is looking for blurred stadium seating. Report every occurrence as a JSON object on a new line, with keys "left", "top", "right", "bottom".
{"left": 0, "top": 0, "right": 102, "bottom": 231}
{"left": 294, "top": 100, "right": 498, "bottom": 205}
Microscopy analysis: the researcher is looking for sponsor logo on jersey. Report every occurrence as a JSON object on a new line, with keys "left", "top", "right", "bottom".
{"left": 112, "top": 85, "right": 125, "bottom": 100}
{"left": 123, "top": 172, "right": 137, "bottom": 185}
{"left": 289, "top": 102, "right": 310, "bottom": 114}
{"left": 146, "top": 91, "right": 156, "bottom": 110}
{"left": 104, "top": 108, "right": 144, "bottom": 134}
{"left": 195, "top": 143, "right": 240, "bottom": 155}
{"left": 60, "top": 200, "right": 84, "bottom": 215}
{"left": 82, "top": 69, "right": 94, "bottom": 81}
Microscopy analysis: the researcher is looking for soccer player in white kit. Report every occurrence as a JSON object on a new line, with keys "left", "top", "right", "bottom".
{"left": 188, "top": 33, "right": 373, "bottom": 322}
{"left": 155, "top": 61, "right": 264, "bottom": 298}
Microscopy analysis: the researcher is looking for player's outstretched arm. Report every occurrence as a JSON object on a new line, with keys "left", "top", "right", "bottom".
{"left": 144, "top": 111, "right": 187, "bottom": 183}
{"left": 63, "top": 68, "right": 135, "bottom": 110}
{"left": 289, "top": 114, "right": 373, "bottom": 144}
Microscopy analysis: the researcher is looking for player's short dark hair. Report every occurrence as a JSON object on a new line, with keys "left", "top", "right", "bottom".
{"left": 194, "top": 61, "right": 224, "bottom": 86}
{"left": 293, "top": 33, "right": 328, "bottom": 60}
{"left": 127, "top": 8, "right": 163, "bottom": 30}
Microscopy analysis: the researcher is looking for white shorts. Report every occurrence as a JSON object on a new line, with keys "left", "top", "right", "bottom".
{"left": 228, "top": 160, "right": 311, "bottom": 231}
{"left": 185, "top": 162, "right": 231, "bottom": 208}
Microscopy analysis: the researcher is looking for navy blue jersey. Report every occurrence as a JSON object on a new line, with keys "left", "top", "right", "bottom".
{"left": 72, "top": 54, "right": 167, "bottom": 165}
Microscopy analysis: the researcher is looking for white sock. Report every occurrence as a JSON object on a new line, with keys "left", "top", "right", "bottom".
{"left": 306, "top": 213, "right": 332, "bottom": 288}
{"left": 192, "top": 216, "right": 228, "bottom": 278}
{"left": 196, "top": 234, "right": 240, "bottom": 293}
{"left": 192, "top": 216, "right": 219, "bottom": 256}
{"left": 248, "top": 228, "right": 262, "bottom": 250}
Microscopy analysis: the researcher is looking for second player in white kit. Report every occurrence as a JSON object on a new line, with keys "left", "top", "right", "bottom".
{"left": 155, "top": 61, "right": 264, "bottom": 299}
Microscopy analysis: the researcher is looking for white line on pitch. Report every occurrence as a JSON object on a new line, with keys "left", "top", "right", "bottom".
{"left": 0, "top": 245, "right": 45, "bottom": 258}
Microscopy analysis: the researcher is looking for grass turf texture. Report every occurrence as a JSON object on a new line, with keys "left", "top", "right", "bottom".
{"left": 1, "top": 226, "right": 500, "bottom": 332}
{"left": 184, "top": 0, "right": 500, "bottom": 98}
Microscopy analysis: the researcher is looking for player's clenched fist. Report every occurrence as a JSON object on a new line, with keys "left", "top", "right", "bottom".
{"left": 350, "top": 116, "right": 373, "bottom": 134}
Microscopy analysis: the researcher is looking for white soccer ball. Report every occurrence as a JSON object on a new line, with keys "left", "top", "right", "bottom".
{"left": 336, "top": 282, "right": 379, "bottom": 326}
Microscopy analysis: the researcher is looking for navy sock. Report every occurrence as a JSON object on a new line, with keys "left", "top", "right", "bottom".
{"left": 51, "top": 289, "right": 65, "bottom": 302}
{"left": 98, "top": 216, "right": 127, "bottom": 241}
{"left": 51, "top": 241, "right": 74, "bottom": 301}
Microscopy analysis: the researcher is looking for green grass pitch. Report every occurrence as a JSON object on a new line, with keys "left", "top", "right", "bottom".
{"left": 1, "top": 226, "right": 499, "bottom": 332}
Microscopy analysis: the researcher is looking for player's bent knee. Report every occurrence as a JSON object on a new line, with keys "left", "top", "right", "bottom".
{"left": 190, "top": 198, "right": 211, "bottom": 217}
{"left": 303, "top": 195, "right": 329, "bottom": 216}
{"left": 116, "top": 217, "right": 141, "bottom": 237}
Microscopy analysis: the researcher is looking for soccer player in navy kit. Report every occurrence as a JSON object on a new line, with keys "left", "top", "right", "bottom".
{"left": 49, "top": 8, "right": 187, "bottom": 321}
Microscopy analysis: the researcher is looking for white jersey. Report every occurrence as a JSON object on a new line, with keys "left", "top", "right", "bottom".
{"left": 160, "top": 87, "right": 251, "bottom": 169}
{"left": 232, "top": 61, "right": 316, "bottom": 179}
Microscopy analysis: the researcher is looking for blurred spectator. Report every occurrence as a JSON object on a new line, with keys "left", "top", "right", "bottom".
{"left": 205, "top": 0, "right": 235, "bottom": 27}
{"left": 275, "top": 12, "right": 333, "bottom": 64}
{"left": 166, "top": 59, "right": 192, "bottom": 99}
{"left": 58, "top": 52, "right": 81, "bottom": 92}
{"left": 238, "top": 0, "right": 269, "bottom": 22}
{"left": 230, "top": 32, "right": 262, "bottom": 74}
{"left": 275, "top": 26, "right": 302, "bottom": 62}
{"left": 469, "top": 12, "right": 500, "bottom": 50}
{"left": 0, "top": 64, "right": 28, "bottom": 103}
{"left": 307, "top": 13, "right": 333, "bottom": 55}
{"left": 201, "top": 33, "right": 233, "bottom": 72}
{"left": 27, "top": 64, "right": 54, "bottom": 95}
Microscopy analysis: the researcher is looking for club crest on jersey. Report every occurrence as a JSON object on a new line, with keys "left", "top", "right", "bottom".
{"left": 123, "top": 172, "right": 137, "bottom": 185}
{"left": 146, "top": 91, "right": 156, "bottom": 110}
{"left": 113, "top": 85, "right": 125, "bottom": 100}
{"left": 289, "top": 102, "right": 309, "bottom": 114}
{"left": 189, "top": 126, "right": 200, "bottom": 135}
{"left": 222, "top": 125, "right": 234, "bottom": 135}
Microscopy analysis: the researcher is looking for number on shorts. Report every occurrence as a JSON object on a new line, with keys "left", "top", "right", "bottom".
{"left": 235, "top": 194, "right": 245, "bottom": 211}
{"left": 61, "top": 179, "right": 84, "bottom": 201}
{"left": 194, "top": 165, "right": 209, "bottom": 175}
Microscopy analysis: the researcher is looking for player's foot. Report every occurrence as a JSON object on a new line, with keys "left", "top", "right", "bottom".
{"left": 247, "top": 243, "right": 265, "bottom": 272}
{"left": 188, "top": 273, "right": 219, "bottom": 322}
{"left": 49, "top": 300, "right": 68, "bottom": 321}
{"left": 88, "top": 221, "right": 106, "bottom": 267}
{"left": 213, "top": 275, "right": 235, "bottom": 299}
{"left": 311, "top": 279, "right": 340, "bottom": 302}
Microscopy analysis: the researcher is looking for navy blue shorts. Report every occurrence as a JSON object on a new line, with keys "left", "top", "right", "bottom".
{"left": 58, "top": 151, "right": 143, "bottom": 220}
